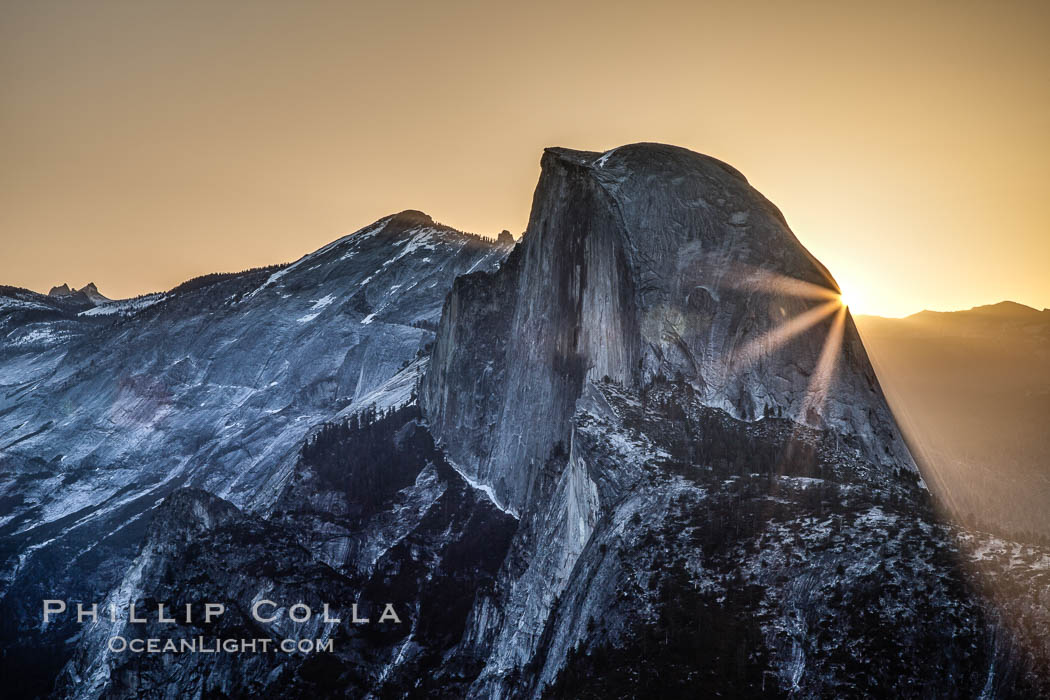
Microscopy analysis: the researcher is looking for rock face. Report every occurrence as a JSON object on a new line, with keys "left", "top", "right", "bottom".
{"left": 48, "top": 283, "right": 73, "bottom": 297}
{"left": 76, "top": 283, "right": 110, "bottom": 305}
{"left": 56, "top": 408, "right": 519, "bottom": 699}
{"left": 419, "top": 144, "right": 1044, "bottom": 697}
{"left": 423, "top": 144, "right": 912, "bottom": 516}
{"left": 0, "top": 212, "right": 512, "bottom": 698}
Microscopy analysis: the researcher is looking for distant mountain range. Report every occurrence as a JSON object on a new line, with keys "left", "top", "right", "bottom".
{"left": 855, "top": 302, "right": 1050, "bottom": 540}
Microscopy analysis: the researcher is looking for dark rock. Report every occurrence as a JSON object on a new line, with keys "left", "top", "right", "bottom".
{"left": 48, "top": 283, "right": 73, "bottom": 297}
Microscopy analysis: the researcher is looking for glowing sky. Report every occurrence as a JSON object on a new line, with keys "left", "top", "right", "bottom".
{"left": 2, "top": 0, "right": 1048, "bottom": 316}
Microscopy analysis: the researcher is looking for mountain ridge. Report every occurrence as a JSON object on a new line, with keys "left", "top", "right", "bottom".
{"left": 854, "top": 300, "right": 1050, "bottom": 543}
{"left": 857, "top": 299, "right": 1049, "bottom": 321}
{"left": 22, "top": 209, "right": 498, "bottom": 303}
{"left": 0, "top": 211, "right": 514, "bottom": 698}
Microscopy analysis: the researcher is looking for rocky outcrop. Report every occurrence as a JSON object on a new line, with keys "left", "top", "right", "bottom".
{"left": 77, "top": 282, "right": 109, "bottom": 305}
{"left": 45, "top": 282, "right": 109, "bottom": 305}
{"left": 48, "top": 283, "right": 73, "bottom": 297}
{"left": 423, "top": 143, "right": 912, "bottom": 517}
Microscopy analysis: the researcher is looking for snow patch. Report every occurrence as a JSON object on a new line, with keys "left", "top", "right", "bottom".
{"left": 446, "top": 458, "right": 520, "bottom": 519}
{"left": 81, "top": 294, "right": 165, "bottom": 317}
{"left": 308, "top": 294, "right": 336, "bottom": 311}
{"left": 0, "top": 297, "right": 51, "bottom": 312}
{"left": 595, "top": 148, "right": 619, "bottom": 168}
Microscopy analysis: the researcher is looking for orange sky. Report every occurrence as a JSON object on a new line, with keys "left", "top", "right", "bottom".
{"left": 2, "top": 0, "right": 1048, "bottom": 316}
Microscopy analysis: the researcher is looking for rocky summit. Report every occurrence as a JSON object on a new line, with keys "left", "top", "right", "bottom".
{"left": 1, "top": 145, "right": 1048, "bottom": 698}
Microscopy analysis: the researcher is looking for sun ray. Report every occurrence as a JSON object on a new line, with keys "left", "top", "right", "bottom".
{"left": 733, "top": 299, "right": 841, "bottom": 370}
{"left": 798, "top": 304, "right": 847, "bottom": 426}
{"left": 714, "top": 262, "right": 841, "bottom": 303}
{"left": 742, "top": 272, "right": 842, "bottom": 303}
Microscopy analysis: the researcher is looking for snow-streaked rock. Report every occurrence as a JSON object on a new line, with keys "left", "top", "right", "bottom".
{"left": 0, "top": 212, "right": 512, "bottom": 695}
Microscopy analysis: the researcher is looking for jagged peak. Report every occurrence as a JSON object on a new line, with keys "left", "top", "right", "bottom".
{"left": 78, "top": 282, "right": 110, "bottom": 304}
{"left": 45, "top": 281, "right": 109, "bottom": 305}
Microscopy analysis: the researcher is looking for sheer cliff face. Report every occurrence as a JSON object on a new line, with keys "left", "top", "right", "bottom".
{"left": 423, "top": 143, "right": 912, "bottom": 514}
